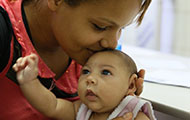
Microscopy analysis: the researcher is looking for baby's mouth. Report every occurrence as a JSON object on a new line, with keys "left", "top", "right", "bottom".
{"left": 85, "top": 89, "right": 98, "bottom": 101}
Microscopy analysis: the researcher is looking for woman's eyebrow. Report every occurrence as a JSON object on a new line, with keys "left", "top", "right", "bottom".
{"left": 97, "top": 17, "right": 119, "bottom": 27}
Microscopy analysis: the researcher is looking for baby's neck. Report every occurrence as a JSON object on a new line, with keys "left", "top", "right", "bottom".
{"left": 90, "top": 112, "right": 111, "bottom": 120}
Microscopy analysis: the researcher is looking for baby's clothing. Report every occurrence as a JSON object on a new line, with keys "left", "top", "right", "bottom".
{"left": 76, "top": 95, "right": 156, "bottom": 120}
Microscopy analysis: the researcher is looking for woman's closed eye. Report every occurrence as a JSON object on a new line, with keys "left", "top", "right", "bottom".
{"left": 93, "top": 23, "right": 107, "bottom": 31}
{"left": 101, "top": 69, "right": 112, "bottom": 76}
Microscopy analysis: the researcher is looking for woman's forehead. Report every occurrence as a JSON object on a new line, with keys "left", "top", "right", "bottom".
{"left": 81, "top": 0, "right": 141, "bottom": 26}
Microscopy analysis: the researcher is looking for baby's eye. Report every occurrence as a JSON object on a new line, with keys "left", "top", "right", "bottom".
{"left": 101, "top": 70, "right": 112, "bottom": 75}
{"left": 82, "top": 69, "right": 90, "bottom": 75}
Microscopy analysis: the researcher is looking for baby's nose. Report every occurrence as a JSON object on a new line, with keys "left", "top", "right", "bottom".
{"left": 86, "top": 75, "right": 97, "bottom": 85}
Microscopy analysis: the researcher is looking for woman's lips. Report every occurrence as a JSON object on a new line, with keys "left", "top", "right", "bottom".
{"left": 87, "top": 48, "right": 97, "bottom": 54}
{"left": 86, "top": 89, "right": 97, "bottom": 101}
{"left": 87, "top": 48, "right": 102, "bottom": 54}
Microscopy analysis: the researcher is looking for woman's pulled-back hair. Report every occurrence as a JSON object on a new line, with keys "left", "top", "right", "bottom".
{"left": 64, "top": 0, "right": 152, "bottom": 26}
{"left": 64, "top": 0, "right": 81, "bottom": 6}
{"left": 137, "top": 0, "right": 152, "bottom": 25}
{"left": 26, "top": 0, "right": 151, "bottom": 26}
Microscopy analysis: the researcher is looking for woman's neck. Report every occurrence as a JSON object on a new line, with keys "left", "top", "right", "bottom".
{"left": 37, "top": 47, "right": 70, "bottom": 79}
{"left": 23, "top": 1, "right": 59, "bottom": 52}
{"left": 23, "top": 1, "right": 70, "bottom": 78}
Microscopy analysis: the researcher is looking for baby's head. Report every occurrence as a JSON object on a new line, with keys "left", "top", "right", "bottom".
{"left": 78, "top": 49, "right": 138, "bottom": 113}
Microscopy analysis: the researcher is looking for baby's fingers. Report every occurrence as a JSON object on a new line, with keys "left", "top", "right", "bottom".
{"left": 13, "top": 54, "right": 38, "bottom": 72}
{"left": 13, "top": 57, "right": 27, "bottom": 72}
{"left": 28, "top": 53, "right": 39, "bottom": 67}
{"left": 13, "top": 63, "right": 18, "bottom": 71}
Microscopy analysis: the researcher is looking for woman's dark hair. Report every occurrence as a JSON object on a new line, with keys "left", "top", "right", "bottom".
{"left": 137, "top": 0, "right": 151, "bottom": 25}
{"left": 64, "top": 0, "right": 82, "bottom": 6}
{"left": 63, "top": 0, "right": 152, "bottom": 26}
{"left": 24, "top": 0, "right": 151, "bottom": 25}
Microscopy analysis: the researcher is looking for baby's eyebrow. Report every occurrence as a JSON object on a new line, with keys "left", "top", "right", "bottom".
{"left": 83, "top": 64, "right": 90, "bottom": 69}
{"left": 100, "top": 64, "right": 116, "bottom": 70}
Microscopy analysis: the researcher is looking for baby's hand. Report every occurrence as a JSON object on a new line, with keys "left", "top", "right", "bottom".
{"left": 13, "top": 53, "right": 39, "bottom": 85}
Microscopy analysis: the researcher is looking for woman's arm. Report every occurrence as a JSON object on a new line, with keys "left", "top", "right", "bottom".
{"left": 13, "top": 54, "right": 76, "bottom": 120}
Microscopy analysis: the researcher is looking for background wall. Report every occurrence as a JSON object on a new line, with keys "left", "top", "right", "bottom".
{"left": 173, "top": 0, "right": 190, "bottom": 57}
{"left": 120, "top": 0, "right": 190, "bottom": 57}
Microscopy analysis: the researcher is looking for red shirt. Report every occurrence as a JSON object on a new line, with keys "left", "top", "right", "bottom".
{"left": 0, "top": 0, "right": 82, "bottom": 119}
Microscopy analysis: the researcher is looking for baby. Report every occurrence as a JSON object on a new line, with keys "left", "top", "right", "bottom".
{"left": 13, "top": 50, "right": 156, "bottom": 120}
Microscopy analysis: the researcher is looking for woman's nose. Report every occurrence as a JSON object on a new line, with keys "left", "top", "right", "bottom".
{"left": 86, "top": 75, "right": 97, "bottom": 85}
{"left": 100, "top": 31, "right": 121, "bottom": 49}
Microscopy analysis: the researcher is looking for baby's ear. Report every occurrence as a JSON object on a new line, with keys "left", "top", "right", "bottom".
{"left": 48, "top": 0, "right": 63, "bottom": 11}
{"left": 126, "top": 74, "right": 138, "bottom": 96}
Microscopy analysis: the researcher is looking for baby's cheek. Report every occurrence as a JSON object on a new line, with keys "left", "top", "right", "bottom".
{"left": 77, "top": 84, "right": 84, "bottom": 96}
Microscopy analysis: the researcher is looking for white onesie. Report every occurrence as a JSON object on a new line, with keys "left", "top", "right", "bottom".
{"left": 76, "top": 95, "right": 156, "bottom": 120}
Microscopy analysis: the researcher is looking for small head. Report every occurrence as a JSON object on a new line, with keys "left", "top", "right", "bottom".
{"left": 30, "top": 0, "right": 151, "bottom": 65}
{"left": 78, "top": 49, "right": 138, "bottom": 113}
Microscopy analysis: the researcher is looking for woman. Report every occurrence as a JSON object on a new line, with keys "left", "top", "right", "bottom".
{"left": 0, "top": 0, "right": 151, "bottom": 119}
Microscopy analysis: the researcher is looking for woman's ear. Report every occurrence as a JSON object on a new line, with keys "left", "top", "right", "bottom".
{"left": 48, "top": 0, "right": 63, "bottom": 11}
{"left": 126, "top": 74, "right": 138, "bottom": 96}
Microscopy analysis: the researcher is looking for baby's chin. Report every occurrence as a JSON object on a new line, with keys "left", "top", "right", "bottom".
{"left": 86, "top": 103, "right": 113, "bottom": 113}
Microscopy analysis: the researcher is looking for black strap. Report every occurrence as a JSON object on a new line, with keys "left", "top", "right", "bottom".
{"left": 0, "top": 6, "right": 22, "bottom": 84}
{"left": 0, "top": 6, "right": 12, "bottom": 72}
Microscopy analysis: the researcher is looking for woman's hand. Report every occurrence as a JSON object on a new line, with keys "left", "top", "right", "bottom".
{"left": 112, "top": 113, "right": 133, "bottom": 120}
{"left": 112, "top": 111, "right": 149, "bottom": 120}
{"left": 135, "top": 69, "right": 145, "bottom": 96}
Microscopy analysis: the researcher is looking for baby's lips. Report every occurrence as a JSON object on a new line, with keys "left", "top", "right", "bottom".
{"left": 86, "top": 89, "right": 97, "bottom": 97}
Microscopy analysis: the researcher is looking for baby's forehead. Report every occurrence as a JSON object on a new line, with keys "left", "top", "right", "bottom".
{"left": 89, "top": 51, "right": 126, "bottom": 64}
{"left": 94, "top": 51, "right": 121, "bottom": 57}
{"left": 97, "top": 51, "right": 124, "bottom": 59}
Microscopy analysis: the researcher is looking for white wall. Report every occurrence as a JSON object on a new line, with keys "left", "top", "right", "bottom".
{"left": 120, "top": 0, "right": 190, "bottom": 57}
{"left": 173, "top": 0, "right": 190, "bottom": 57}
{"left": 120, "top": 0, "right": 161, "bottom": 50}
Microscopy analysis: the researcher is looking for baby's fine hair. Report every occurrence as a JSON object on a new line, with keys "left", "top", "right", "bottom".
{"left": 101, "top": 49, "right": 138, "bottom": 77}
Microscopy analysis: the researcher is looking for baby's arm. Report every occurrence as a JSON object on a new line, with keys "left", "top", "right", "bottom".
{"left": 13, "top": 54, "right": 76, "bottom": 120}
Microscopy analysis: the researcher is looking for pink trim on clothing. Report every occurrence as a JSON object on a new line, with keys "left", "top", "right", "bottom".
{"left": 76, "top": 96, "right": 156, "bottom": 120}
